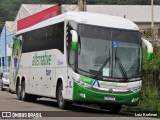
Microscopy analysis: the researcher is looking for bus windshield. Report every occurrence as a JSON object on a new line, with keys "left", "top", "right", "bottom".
{"left": 77, "top": 24, "right": 141, "bottom": 80}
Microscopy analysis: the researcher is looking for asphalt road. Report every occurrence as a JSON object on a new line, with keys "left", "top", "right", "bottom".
{"left": 0, "top": 90, "right": 158, "bottom": 120}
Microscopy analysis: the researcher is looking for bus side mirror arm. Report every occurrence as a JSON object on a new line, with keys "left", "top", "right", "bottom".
{"left": 70, "top": 30, "right": 78, "bottom": 51}
{"left": 142, "top": 38, "right": 153, "bottom": 60}
{"left": 12, "top": 36, "right": 16, "bottom": 41}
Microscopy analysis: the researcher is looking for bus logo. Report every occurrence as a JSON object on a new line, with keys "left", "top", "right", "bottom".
{"left": 108, "top": 88, "right": 113, "bottom": 93}
{"left": 2, "top": 112, "right": 11, "bottom": 118}
{"left": 92, "top": 80, "right": 100, "bottom": 87}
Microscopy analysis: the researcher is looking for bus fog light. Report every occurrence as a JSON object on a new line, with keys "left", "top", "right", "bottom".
{"left": 131, "top": 97, "right": 139, "bottom": 103}
{"left": 80, "top": 92, "right": 86, "bottom": 98}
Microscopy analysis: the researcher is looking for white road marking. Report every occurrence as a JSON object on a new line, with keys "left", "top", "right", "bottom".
{"left": 1, "top": 99, "right": 9, "bottom": 102}
{"left": 120, "top": 117, "right": 131, "bottom": 120}
{"left": 17, "top": 101, "right": 24, "bottom": 102}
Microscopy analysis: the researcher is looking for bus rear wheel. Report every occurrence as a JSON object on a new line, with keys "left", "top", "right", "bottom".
{"left": 21, "top": 81, "right": 37, "bottom": 101}
{"left": 21, "top": 81, "right": 28, "bottom": 101}
{"left": 8, "top": 89, "right": 11, "bottom": 93}
{"left": 1, "top": 84, "right": 4, "bottom": 91}
{"left": 57, "top": 83, "right": 72, "bottom": 109}
{"left": 16, "top": 81, "right": 21, "bottom": 100}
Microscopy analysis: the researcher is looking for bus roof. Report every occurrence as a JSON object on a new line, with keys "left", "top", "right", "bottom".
{"left": 16, "top": 11, "right": 139, "bottom": 35}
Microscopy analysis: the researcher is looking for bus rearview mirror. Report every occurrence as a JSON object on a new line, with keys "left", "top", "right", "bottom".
{"left": 70, "top": 30, "right": 78, "bottom": 51}
{"left": 142, "top": 38, "right": 153, "bottom": 61}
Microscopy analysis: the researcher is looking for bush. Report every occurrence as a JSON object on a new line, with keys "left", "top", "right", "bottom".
{"left": 139, "top": 82, "right": 160, "bottom": 112}
{"left": 122, "top": 81, "right": 160, "bottom": 117}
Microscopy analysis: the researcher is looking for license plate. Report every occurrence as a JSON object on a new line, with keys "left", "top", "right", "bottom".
{"left": 104, "top": 96, "right": 116, "bottom": 101}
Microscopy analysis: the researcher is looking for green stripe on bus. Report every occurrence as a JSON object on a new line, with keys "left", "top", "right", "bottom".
{"left": 73, "top": 82, "right": 140, "bottom": 106}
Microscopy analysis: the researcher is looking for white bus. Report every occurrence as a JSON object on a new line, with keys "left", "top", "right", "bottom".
{"left": 10, "top": 12, "right": 153, "bottom": 113}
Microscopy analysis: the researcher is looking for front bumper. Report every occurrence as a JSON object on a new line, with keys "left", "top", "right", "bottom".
{"left": 73, "top": 82, "right": 140, "bottom": 106}
{"left": 2, "top": 83, "right": 9, "bottom": 89}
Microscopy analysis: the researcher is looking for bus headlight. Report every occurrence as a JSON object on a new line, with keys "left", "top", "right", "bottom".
{"left": 72, "top": 77, "right": 80, "bottom": 83}
{"left": 72, "top": 77, "right": 91, "bottom": 87}
{"left": 128, "top": 87, "right": 141, "bottom": 92}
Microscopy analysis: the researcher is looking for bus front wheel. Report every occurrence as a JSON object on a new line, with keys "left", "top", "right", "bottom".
{"left": 100, "top": 104, "right": 122, "bottom": 114}
{"left": 57, "top": 83, "right": 72, "bottom": 109}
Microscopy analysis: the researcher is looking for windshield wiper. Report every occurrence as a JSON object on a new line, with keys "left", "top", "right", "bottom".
{"left": 115, "top": 57, "right": 128, "bottom": 81}
{"left": 78, "top": 36, "right": 81, "bottom": 55}
{"left": 93, "top": 57, "right": 111, "bottom": 79}
{"left": 114, "top": 47, "right": 128, "bottom": 81}
{"left": 94, "top": 49, "right": 111, "bottom": 79}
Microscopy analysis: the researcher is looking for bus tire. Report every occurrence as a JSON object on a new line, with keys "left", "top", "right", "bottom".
{"left": 21, "top": 81, "right": 28, "bottom": 101}
{"left": 21, "top": 81, "right": 37, "bottom": 101}
{"left": 1, "top": 84, "right": 4, "bottom": 91}
{"left": 100, "top": 104, "right": 122, "bottom": 114}
{"left": 8, "top": 89, "right": 11, "bottom": 93}
{"left": 16, "top": 80, "right": 21, "bottom": 100}
{"left": 11, "top": 90, "right": 14, "bottom": 94}
{"left": 109, "top": 104, "right": 122, "bottom": 114}
{"left": 57, "top": 83, "right": 72, "bottom": 109}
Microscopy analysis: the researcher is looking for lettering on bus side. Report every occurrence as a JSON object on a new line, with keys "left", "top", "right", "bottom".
{"left": 32, "top": 52, "right": 51, "bottom": 66}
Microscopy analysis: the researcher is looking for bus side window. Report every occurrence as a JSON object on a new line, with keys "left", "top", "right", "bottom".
{"left": 67, "top": 22, "right": 73, "bottom": 68}
{"left": 66, "top": 21, "right": 77, "bottom": 69}
{"left": 0, "top": 73, "right": 3, "bottom": 78}
{"left": 67, "top": 23, "right": 72, "bottom": 54}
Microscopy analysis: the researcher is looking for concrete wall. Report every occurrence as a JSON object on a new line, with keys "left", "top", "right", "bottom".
{"left": 135, "top": 23, "right": 160, "bottom": 30}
